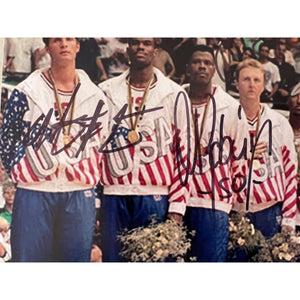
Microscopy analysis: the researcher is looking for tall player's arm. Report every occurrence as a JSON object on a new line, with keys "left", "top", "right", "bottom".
{"left": 281, "top": 120, "right": 298, "bottom": 229}
{"left": 168, "top": 89, "right": 194, "bottom": 220}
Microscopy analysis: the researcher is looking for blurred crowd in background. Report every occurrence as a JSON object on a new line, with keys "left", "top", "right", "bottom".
{"left": 3, "top": 37, "right": 300, "bottom": 112}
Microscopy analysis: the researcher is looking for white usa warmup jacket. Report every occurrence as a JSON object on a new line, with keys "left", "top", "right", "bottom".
{"left": 232, "top": 104, "right": 298, "bottom": 228}
{"left": 183, "top": 84, "right": 242, "bottom": 214}
{"left": 98, "top": 67, "right": 194, "bottom": 215}
{"left": 0, "top": 69, "right": 110, "bottom": 192}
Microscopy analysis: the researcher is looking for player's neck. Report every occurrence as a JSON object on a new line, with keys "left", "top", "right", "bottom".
{"left": 289, "top": 114, "right": 300, "bottom": 134}
{"left": 49, "top": 63, "right": 77, "bottom": 91}
{"left": 189, "top": 83, "right": 213, "bottom": 105}
{"left": 241, "top": 98, "right": 261, "bottom": 121}
{"left": 129, "top": 65, "right": 154, "bottom": 88}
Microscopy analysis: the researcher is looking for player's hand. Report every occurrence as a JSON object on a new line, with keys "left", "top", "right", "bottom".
{"left": 253, "top": 141, "right": 267, "bottom": 159}
{"left": 167, "top": 212, "right": 183, "bottom": 226}
{"left": 100, "top": 74, "right": 108, "bottom": 82}
{"left": 90, "top": 245, "right": 102, "bottom": 262}
{"left": 281, "top": 225, "right": 294, "bottom": 233}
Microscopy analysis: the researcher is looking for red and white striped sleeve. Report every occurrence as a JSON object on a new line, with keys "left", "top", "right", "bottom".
{"left": 281, "top": 123, "right": 298, "bottom": 227}
{"left": 168, "top": 89, "right": 194, "bottom": 215}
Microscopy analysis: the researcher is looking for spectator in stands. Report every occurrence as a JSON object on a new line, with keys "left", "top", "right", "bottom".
{"left": 271, "top": 40, "right": 298, "bottom": 110}
{"left": 34, "top": 42, "right": 51, "bottom": 70}
{"left": 226, "top": 47, "right": 256, "bottom": 99}
{"left": 152, "top": 38, "right": 175, "bottom": 78}
{"left": 269, "top": 38, "right": 296, "bottom": 67}
{"left": 195, "top": 38, "right": 207, "bottom": 45}
{"left": 3, "top": 38, "right": 16, "bottom": 73}
{"left": 258, "top": 43, "right": 281, "bottom": 102}
{"left": 229, "top": 38, "right": 244, "bottom": 64}
{"left": 0, "top": 179, "right": 16, "bottom": 226}
{"left": 0, "top": 161, "right": 9, "bottom": 209}
{"left": 105, "top": 38, "right": 129, "bottom": 78}
{"left": 76, "top": 38, "right": 108, "bottom": 84}
{"left": 12, "top": 38, "right": 44, "bottom": 74}
{"left": 171, "top": 38, "right": 196, "bottom": 84}
{"left": 287, "top": 38, "right": 300, "bottom": 75}
{"left": 0, "top": 216, "right": 11, "bottom": 262}
{"left": 243, "top": 38, "right": 263, "bottom": 58}
{"left": 207, "top": 38, "right": 231, "bottom": 91}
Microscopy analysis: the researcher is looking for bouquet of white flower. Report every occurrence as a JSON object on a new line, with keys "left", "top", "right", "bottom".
{"left": 118, "top": 218, "right": 194, "bottom": 262}
{"left": 251, "top": 230, "right": 300, "bottom": 262}
{"left": 227, "top": 212, "right": 266, "bottom": 261}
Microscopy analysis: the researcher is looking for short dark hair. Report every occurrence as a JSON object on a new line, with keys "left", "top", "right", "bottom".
{"left": 259, "top": 42, "right": 269, "bottom": 52}
{"left": 243, "top": 47, "right": 255, "bottom": 59}
{"left": 127, "top": 38, "right": 158, "bottom": 48}
{"left": 43, "top": 38, "right": 50, "bottom": 46}
{"left": 187, "top": 45, "right": 215, "bottom": 62}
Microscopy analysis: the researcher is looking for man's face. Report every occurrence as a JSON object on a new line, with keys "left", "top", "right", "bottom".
{"left": 0, "top": 227, "right": 9, "bottom": 238}
{"left": 237, "top": 66, "right": 265, "bottom": 102}
{"left": 47, "top": 38, "right": 79, "bottom": 63}
{"left": 209, "top": 38, "right": 219, "bottom": 49}
{"left": 127, "top": 38, "right": 156, "bottom": 69}
{"left": 233, "top": 38, "right": 242, "bottom": 47}
{"left": 187, "top": 51, "right": 215, "bottom": 86}
{"left": 288, "top": 93, "right": 300, "bottom": 116}
{"left": 242, "top": 50, "right": 252, "bottom": 60}
{"left": 275, "top": 44, "right": 286, "bottom": 59}
{"left": 259, "top": 46, "right": 270, "bottom": 59}
{"left": 3, "top": 186, "right": 15, "bottom": 206}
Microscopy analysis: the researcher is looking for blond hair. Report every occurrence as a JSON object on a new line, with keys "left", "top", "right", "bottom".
{"left": 2, "top": 179, "right": 15, "bottom": 194}
{"left": 236, "top": 58, "right": 265, "bottom": 81}
{"left": 0, "top": 216, "right": 9, "bottom": 232}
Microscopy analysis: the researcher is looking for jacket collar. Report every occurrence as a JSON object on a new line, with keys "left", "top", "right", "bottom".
{"left": 20, "top": 69, "right": 99, "bottom": 117}
{"left": 183, "top": 83, "right": 235, "bottom": 111}
{"left": 100, "top": 67, "right": 176, "bottom": 110}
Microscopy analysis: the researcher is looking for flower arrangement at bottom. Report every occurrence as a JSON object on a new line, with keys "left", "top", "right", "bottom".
{"left": 227, "top": 212, "right": 300, "bottom": 262}
{"left": 118, "top": 218, "right": 194, "bottom": 262}
{"left": 227, "top": 212, "right": 266, "bottom": 261}
{"left": 250, "top": 230, "right": 300, "bottom": 262}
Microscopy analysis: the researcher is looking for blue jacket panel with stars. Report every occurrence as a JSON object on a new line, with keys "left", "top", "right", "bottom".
{"left": 0, "top": 68, "right": 110, "bottom": 192}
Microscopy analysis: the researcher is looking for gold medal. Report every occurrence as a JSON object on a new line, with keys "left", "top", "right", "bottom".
{"left": 128, "top": 130, "right": 139, "bottom": 144}
{"left": 63, "top": 135, "right": 72, "bottom": 145}
{"left": 253, "top": 159, "right": 260, "bottom": 170}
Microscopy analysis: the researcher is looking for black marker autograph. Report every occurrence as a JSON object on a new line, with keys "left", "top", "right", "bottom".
{"left": 214, "top": 38, "right": 263, "bottom": 84}
{"left": 174, "top": 91, "right": 273, "bottom": 211}
{"left": 22, "top": 89, "right": 273, "bottom": 212}
{"left": 23, "top": 96, "right": 108, "bottom": 157}
{"left": 22, "top": 94, "right": 163, "bottom": 158}
{"left": 98, "top": 104, "right": 164, "bottom": 154}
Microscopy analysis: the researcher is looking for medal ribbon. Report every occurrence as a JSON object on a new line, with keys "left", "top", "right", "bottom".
{"left": 48, "top": 69, "right": 81, "bottom": 142}
{"left": 252, "top": 106, "right": 262, "bottom": 163}
{"left": 192, "top": 87, "right": 216, "bottom": 158}
{"left": 127, "top": 74, "right": 154, "bottom": 132}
